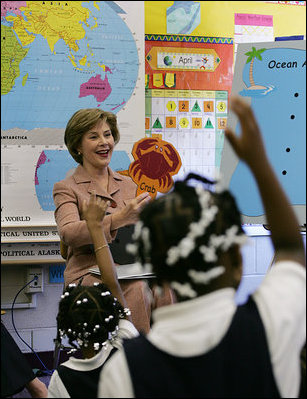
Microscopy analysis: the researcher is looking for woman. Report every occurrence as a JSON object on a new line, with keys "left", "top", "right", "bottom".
{"left": 53, "top": 108, "right": 173, "bottom": 333}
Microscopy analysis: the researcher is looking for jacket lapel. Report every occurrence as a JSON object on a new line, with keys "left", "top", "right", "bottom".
{"left": 108, "top": 168, "right": 123, "bottom": 196}
{"left": 72, "top": 165, "right": 123, "bottom": 201}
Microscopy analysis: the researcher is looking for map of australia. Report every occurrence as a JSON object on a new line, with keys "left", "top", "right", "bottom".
{"left": 79, "top": 74, "right": 112, "bottom": 103}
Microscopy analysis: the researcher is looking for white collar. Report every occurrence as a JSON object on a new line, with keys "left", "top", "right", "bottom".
{"left": 62, "top": 342, "right": 115, "bottom": 371}
{"left": 148, "top": 288, "right": 237, "bottom": 357}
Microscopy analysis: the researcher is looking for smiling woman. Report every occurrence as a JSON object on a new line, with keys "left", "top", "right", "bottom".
{"left": 52, "top": 108, "right": 174, "bottom": 333}
{"left": 77, "top": 119, "right": 115, "bottom": 182}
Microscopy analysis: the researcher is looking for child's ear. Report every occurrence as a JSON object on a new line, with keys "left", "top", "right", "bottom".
{"left": 217, "top": 245, "right": 243, "bottom": 289}
{"left": 233, "top": 263, "right": 243, "bottom": 289}
{"left": 229, "top": 245, "right": 243, "bottom": 288}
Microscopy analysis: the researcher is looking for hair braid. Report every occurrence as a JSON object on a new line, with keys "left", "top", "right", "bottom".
{"left": 56, "top": 283, "right": 125, "bottom": 352}
{"left": 133, "top": 173, "right": 246, "bottom": 299}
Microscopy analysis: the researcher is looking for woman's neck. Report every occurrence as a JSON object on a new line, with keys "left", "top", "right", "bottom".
{"left": 82, "top": 164, "right": 109, "bottom": 190}
{"left": 82, "top": 163, "right": 108, "bottom": 179}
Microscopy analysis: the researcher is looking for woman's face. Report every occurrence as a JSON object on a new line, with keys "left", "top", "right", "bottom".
{"left": 78, "top": 119, "right": 115, "bottom": 172}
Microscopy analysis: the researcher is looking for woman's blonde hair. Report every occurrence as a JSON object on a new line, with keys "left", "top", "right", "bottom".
{"left": 64, "top": 108, "right": 120, "bottom": 164}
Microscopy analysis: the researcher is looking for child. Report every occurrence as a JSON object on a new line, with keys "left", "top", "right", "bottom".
{"left": 48, "top": 194, "right": 139, "bottom": 398}
{"left": 98, "top": 95, "right": 306, "bottom": 398}
{"left": 1, "top": 322, "right": 48, "bottom": 398}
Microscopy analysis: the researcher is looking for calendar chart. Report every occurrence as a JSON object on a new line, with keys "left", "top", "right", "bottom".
{"left": 145, "top": 34, "right": 234, "bottom": 182}
{"left": 146, "top": 89, "right": 228, "bottom": 180}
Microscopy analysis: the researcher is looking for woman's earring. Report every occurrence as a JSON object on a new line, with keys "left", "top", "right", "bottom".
{"left": 78, "top": 151, "right": 81, "bottom": 155}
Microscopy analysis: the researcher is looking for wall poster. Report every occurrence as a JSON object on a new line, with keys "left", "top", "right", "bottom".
{"left": 1, "top": 1, "right": 145, "bottom": 235}
{"left": 220, "top": 40, "right": 306, "bottom": 225}
{"left": 145, "top": 34, "right": 233, "bottom": 181}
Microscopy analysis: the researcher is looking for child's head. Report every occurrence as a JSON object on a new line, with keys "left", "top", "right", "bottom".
{"left": 129, "top": 173, "right": 247, "bottom": 301}
{"left": 56, "top": 283, "right": 126, "bottom": 353}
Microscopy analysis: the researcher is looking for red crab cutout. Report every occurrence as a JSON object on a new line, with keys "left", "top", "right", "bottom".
{"left": 129, "top": 134, "right": 182, "bottom": 198}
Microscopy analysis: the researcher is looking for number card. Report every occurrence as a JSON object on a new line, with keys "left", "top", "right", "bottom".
{"left": 145, "top": 89, "right": 228, "bottom": 180}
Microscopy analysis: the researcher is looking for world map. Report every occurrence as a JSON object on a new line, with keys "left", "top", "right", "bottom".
{"left": 1, "top": 1, "right": 144, "bottom": 227}
{"left": 1, "top": 0, "right": 139, "bottom": 131}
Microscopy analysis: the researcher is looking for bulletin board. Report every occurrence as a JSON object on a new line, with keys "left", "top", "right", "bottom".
{"left": 145, "top": 1, "right": 306, "bottom": 227}
{"left": 220, "top": 40, "right": 306, "bottom": 225}
{"left": 145, "top": 1, "right": 306, "bottom": 38}
{"left": 145, "top": 35, "right": 234, "bottom": 180}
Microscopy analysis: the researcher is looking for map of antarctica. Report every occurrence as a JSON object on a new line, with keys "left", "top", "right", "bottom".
{"left": 1, "top": 1, "right": 144, "bottom": 226}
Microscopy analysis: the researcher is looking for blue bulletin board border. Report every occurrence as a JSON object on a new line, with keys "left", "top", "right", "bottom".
{"left": 145, "top": 34, "right": 233, "bottom": 44}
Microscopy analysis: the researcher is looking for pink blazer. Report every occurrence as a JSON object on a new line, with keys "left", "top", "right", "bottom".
{"left": 53, "top": 165, "right": 137, "bottom": 285}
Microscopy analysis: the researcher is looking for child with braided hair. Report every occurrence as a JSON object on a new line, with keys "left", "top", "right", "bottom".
{"left": 98, "top": 95, "right": 306, "bottom": 398}
{"left": 48, "top": 193, "right": 138, "bottom": 398}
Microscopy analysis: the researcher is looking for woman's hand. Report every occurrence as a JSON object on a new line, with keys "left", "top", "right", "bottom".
{"left": 111, "top": 192, "right": 151, "bottom": 229}
{"left": 82, "top": 191, "right": 110, "bottom": 228}
{"left": 224, "top": 95, "right": 268, "bottom": 169}
{"left": 122, "top": 192, "right": 152, "bottom": 224}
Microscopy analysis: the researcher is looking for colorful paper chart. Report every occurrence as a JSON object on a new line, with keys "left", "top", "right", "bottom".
{"left": 145, "top": 35, "right": 233, "bottom": 182}
{"left": 145, "top": 35, "right": 233, "bottom": 91}
{"left": 146, "top": 88, "right": 228, "bottom": 181}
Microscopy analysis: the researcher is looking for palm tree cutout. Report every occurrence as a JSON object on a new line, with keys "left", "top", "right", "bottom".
{"left": 244, "top": 47, "right": 267, "bottom": 90}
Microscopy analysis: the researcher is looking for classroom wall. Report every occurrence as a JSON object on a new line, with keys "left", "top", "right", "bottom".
{"left": 1, "top": 1, "right": 306, "bottom": 355}
{"left": 1, "top": 234, "right": 305, "bottom": 354}
{"left": 1, "top": 264, "right": 63, "bottom": 353}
